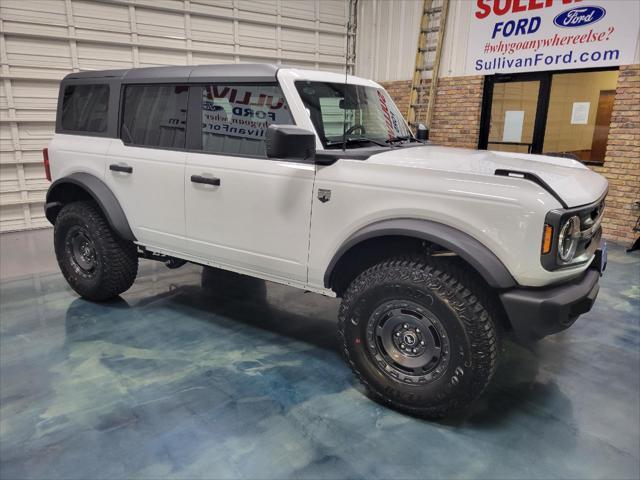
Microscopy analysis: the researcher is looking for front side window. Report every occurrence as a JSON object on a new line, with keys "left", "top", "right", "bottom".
{"left": 121, "top": 84, "right": 188, "bottom": 148}
{"left": 200, "top": 84, "right": 294, "bottom": 157}
{"left": 295, "top": 81, "right": 412, "bottom": 148}
{"left": 61, "top": 84, "right": 109, "bottom": 133}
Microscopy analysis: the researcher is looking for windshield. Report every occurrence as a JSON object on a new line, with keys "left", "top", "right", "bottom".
{"left": 295, "top": 81, "right": 413, "bottom": 148}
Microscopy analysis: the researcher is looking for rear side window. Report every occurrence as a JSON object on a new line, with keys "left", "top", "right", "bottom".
{"left": 61, "top": 84, "right": 109, "bottom": 133}
{"left": 121, "top": 85, "right": 188, "bottom": 149}
{"left": 200, "top": 84, "right": 294, "bottom": 157}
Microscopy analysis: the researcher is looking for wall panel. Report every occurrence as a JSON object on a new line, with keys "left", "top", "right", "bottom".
{"left": 0, "top": 0, "right": 348, "bottom": 232}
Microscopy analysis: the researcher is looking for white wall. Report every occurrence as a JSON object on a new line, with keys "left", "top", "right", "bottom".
{"left": 355, "top": 0, "right": 459, "bottom": 82}
{"left": 0, "top": 0, "right": 349, "bottom": 232}
{"left": 438, "top": 0, "right": 472, "bottom": 78}
{"left": 353, "top": 0, "right": 508, "bottom": 80}
{"left": 355, "top": 0, "right": 423, "bottom": 82}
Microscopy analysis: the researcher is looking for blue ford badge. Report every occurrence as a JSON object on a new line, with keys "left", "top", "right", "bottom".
{"left": 554, "top": 6, "right": 606, "bottom": 28}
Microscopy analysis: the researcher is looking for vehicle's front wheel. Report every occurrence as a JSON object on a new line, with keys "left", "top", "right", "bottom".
{"left": 54, "top": 200, "right": 138, "bottom": 302}
{"left": 338, "top": 257, "right": 499, "bottom": 418}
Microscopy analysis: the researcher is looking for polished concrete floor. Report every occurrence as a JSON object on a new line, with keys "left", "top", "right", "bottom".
{"left": 1, "top": 229, "right": 639, "bottom": 480}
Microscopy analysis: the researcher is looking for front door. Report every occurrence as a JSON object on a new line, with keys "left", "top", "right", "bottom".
{"left": 183, "top": 83, "right": 315, "bottom": 283}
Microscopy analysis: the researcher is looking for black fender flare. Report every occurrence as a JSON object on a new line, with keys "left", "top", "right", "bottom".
{"left": 324, "top": 218, "right": 516, "bottom": 290}
{"left": 45, "top": 172, "right": 136, "bottom": 241}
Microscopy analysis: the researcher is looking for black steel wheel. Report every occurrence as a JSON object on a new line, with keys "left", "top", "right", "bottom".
{"left": 339, "top": 257, "right": 500, "bottom": 418}
{"left": 367, "top": 300, "right": 450, "bottom": 385}
{"left": 54, "top": 200, "right": 138, "bottom": 302}
{"left": 65, "top": 225, "right": 99, "bottom": 278}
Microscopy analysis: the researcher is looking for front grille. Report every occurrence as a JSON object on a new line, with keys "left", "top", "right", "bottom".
{"left": 572, "top": 200, "right": 605, "bottom": 262}
{"left": 580, "top": 199, "right": 605, "bottom": 232}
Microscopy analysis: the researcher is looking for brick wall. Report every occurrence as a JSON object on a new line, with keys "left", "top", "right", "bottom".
{"left": 380, "top": 75, "right": 484, "bottom": 148}
{"left": 380, "top": 67, "right": 639, "bottom": 244}
{"left": 591, "top": 64, "right": 639, "bottom": 244}
{"left": 430, "top": 76, "right": 485, "bottom": 148}
{"left": 380, "top": 79, "right": 414, "bottom": 120}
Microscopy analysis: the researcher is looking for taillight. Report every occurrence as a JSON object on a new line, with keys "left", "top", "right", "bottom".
{"left": 43, "top": 148, "right": 51, "bottom": 181}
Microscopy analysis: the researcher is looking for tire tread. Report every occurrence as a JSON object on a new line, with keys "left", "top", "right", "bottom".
{"left": 55, "top": 200, "right": 138, "bottom": 301}
{"left": 338, "top": 255, "right": 499, "bottom": 418}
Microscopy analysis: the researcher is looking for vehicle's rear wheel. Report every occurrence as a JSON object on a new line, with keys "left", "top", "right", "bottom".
{"left": 54, "top": 200, "right": 138, "bottom": 301}
{"left": 338, "top": 256, "right": 499, "bottom": 418}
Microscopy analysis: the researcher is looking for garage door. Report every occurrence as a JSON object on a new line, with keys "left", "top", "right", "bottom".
{"left": 0, "top": 0, "right": 349, "bottom": 232}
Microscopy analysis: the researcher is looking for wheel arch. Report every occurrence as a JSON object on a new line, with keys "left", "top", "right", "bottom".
{"left": 45, "top": 172, "right": 136, "bottom": 241}
{"left": 324, "top": 218, "right": 516, "bottom": 296}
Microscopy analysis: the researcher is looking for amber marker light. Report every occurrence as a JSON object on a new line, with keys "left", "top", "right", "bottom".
{"left": 542, "top": 224, "right": 553, "bottom": 255}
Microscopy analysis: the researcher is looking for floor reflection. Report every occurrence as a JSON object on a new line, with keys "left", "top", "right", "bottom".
{"left": 1, "top": 231, "right": 638, "bottom": 480}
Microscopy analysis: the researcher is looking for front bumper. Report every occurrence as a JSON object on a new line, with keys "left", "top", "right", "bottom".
{"left": 500, "top": 248, "right": 606, "bottom": 343}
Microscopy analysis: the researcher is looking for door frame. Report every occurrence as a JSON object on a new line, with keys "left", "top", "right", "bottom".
{"left": 478, "top": 67, "right": 619, "bottom": 156}
{"left": 478, "top": 72, "right": 550, "bottom": 154}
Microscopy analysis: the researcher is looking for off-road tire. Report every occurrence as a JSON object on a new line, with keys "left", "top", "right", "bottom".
{"left": 54, "top": 200, "right": 138, "bottom": 302}
{"left": 338, "top": 256, "right": 500, "bottom": 418}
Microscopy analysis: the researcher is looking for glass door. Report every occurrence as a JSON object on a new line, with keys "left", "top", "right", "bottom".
{"left": 487, "top": 81, "right": 539, "bottom": 153}
{"left": 479, "top": 74, "right": 549, "bottom": 154}
{"left": 480, "top": 69, "right": 619, "bottom": 164}
{"left": 542, "top": 70, "right": 619, "bottom": 164}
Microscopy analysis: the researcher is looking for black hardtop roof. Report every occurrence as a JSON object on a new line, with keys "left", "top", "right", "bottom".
{"left": 62, "top": 63, "right": 281, "bottom": 84}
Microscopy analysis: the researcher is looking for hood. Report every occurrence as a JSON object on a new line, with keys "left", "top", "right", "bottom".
{"left": 367, "top": 145, "right": 608, "bottom": 208}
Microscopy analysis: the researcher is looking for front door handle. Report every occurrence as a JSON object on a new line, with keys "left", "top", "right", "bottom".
{"left": 110, "top": 164, "right": 133, "bottom": 174}
{"left": 191, "top": 174, "right": 221, "bottom": 186}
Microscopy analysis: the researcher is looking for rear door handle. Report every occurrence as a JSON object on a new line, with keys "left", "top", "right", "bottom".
{"left": 110, "top": 164, "right": 133, "bottom": 174}
{"left": 191, "top": 175, "right": 221, "bottom": 186}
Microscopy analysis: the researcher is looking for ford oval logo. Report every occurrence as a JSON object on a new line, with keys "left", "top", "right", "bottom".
{"left": 554, "top": 6, "right": 606, "bottom": 28}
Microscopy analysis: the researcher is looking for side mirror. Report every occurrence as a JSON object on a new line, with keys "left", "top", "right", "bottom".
{"left": 416, "top": 123, "right": 429, "bottom": 141}
{"left": 266, "top": 125, "right": 316, "bottom": 161}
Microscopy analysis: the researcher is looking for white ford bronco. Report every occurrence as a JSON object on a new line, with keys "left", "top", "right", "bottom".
{"left": 45, "top": 64, "right": 608, "bottom": 417}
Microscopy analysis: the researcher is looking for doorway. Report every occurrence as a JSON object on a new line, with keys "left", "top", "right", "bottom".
{"left": 479, "top": 68, "right": 619, "bottom": 165}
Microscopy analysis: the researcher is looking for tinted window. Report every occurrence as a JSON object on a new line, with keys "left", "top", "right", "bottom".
{"left": 121, "top": 85, "right": 188, "bottom": 148}
{"left": 201, "top": 84, "right": 294, "bottom": 156}
{"left": 61, "top": 84, "right": 109, "bottom": 133}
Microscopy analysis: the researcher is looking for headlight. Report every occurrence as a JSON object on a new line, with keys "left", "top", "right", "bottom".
{"left": 542, "top": 195, "right": 606, "bottom": 271}
{"left": 557, "top": 215, "right": 580, "bottom": 263}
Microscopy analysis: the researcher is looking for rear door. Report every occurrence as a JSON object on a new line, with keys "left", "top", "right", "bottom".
{"left": 105, "top": 84, "right": 188, "bottom": 251}
{"left": 184, "top": 83, "right": 315, "bottom": 283}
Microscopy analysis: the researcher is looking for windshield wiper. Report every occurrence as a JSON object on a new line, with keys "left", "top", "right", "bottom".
{"left": 325, "top": 137, "right": 388, "bottom": 148}
{"left": 385, "top": 135, "right": 414, "bottom": 144}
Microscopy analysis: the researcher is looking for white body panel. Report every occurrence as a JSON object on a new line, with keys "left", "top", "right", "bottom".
{"left": 306, "top": 152, "right": 603, "bottom": 289}
{"left": 48, "top": 134, "right": 111, "bottom": 182}
{"left": 104, "top": 141, "right": 186, "bottom": 252}
{"left": 184, "top": 152, "right": 315, "bottom": 283}
{"left": 367, "top": 146, "right": 609, "bottom": 209}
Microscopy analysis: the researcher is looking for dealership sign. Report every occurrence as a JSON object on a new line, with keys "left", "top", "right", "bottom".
{"left": 466, "top": 0, "right": 639, "bottom": 75}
